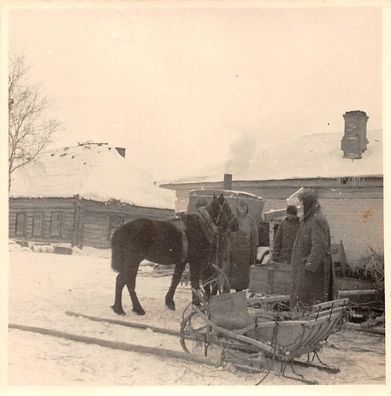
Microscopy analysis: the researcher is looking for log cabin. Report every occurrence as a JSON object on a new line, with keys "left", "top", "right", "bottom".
{"left": 9, "top": 142, "right": 175, "bottom": 249}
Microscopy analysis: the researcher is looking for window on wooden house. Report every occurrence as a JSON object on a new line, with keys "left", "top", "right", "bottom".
{"left": 32, "top": 213, "right": 43, "bottom": 237}
{"left": 15, "top": 213, "right": 26, "bottom": 236}
{"left": 50, "top": 212, "right": 62, "bottom": 237}
{"left": 108, "top": 215, "right": 124, "bottom": 240}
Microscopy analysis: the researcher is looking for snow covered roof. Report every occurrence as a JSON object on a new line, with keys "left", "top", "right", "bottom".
{"left": 165, "top": 129, "right": 383, "bottom": 184}
{"left": 10, "top": 143, "right": 175, "bottom": 210}
{"left": 189, "top": 189, "right": 264, "bottom": 200}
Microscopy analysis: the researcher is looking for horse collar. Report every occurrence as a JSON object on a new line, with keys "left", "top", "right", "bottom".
{"left": 197, "top": 208, "right": 218, "bottom": 242}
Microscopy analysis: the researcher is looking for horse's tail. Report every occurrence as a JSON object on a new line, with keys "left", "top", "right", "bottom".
{"left": 111, "top": 228, "right": 124, "bottom": 273}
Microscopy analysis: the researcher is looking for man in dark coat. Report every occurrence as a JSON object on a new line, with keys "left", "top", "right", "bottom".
{"left": 228, "top": 199, "right": 259, "bottom": 291}
{"left": 272, "top": 205, "right": 300, "bottom": 264}
{"left": 290, "top": 189, "right": 337, "bottom": 307}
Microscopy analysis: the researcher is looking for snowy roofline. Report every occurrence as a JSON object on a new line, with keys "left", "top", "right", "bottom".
{"left": 8, "top": 193, "right": 174, "bottom": 211}
{"left": 160, "top": 130, "right": 383, "bottom": 186}
{"left": 189, "top": 188, "right": 264, "bottom": 199}
{"left": 162, "top": 173, "right": 383, "bottom": 186}
{"left": 10, "top": 143, "right": 176, "bottom": 210}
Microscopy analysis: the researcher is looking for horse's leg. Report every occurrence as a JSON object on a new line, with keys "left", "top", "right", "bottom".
{"left": 165, "top": 261, "right": 187, "bottom": 310}
{"left": 189, "top": 261, "right": 202, "bottom": 306}
{"left": 125, "top": 262, "right": 145, "bottom": 315}
{"left": 217, "top": 237, "right": 231, "bottom": 294}
{"left": 201, "top": 262, "right": 213, "bottom": 299}
{"left": 111, "top": 272, "right": 127, "bottom": 315}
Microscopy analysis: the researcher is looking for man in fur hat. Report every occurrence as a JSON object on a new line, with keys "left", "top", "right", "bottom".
{"left": 290, "top": 189, "right": 337, "bottom": 307}
{"left": 272, "top": 205, "right": 300, "bottom": 264}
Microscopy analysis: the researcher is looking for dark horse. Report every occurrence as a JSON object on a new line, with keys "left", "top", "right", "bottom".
{"left": 110, "top": 193, "right": 239, "bottom": 315}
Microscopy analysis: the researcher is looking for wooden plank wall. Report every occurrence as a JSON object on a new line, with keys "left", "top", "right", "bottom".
{"left": 9, "top": 198, "right": 76, "bottom": 244}
{"left": 80, "top": 200, "right": 174, "bottom": 249}
{"left": 9, "top": 197, "right": 174, "bottom": 249}
{"left": 83, "top": 212, "right": 110, "bottom": 248}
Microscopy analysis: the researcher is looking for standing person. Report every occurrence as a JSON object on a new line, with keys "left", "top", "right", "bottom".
{"left": 228, "top": 199, "right": 259, "bottom": 292}
{"left": 195, "top": 196, "right": 224, "bottom": 294}
{"left": 272, "top": 205, "right": 300, "bottom": 264}
{"left": 290, "top": 189, "right": 336, "bottom": 307}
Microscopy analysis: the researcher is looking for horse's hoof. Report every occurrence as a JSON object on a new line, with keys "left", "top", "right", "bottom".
{"left": 111, "top": 305, "right": 126, "bottom": 315}
{"left": 166, "top": 301, "right": 176, "bottom": 310}
{"left": 132, "top": 307, "right": 146, "bottom": 316}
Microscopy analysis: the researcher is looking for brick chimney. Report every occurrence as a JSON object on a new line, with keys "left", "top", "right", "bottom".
{"left": 341, "top": 110, "right": 369, "bottom": 159}
{"left": 115, "top": 147, "right": 126, "bottom": 158}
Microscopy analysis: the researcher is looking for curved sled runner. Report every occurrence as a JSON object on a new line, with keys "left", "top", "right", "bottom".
{"left": 180, "top": 291, "right": 349, "bottom": 383}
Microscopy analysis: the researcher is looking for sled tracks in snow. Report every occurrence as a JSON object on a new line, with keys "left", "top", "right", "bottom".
{"left": 8, "top": 310, "right": 342, "bottom": 385}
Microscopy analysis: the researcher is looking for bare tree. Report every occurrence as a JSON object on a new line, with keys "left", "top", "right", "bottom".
{"left": 8, "top": 55, "right": 60, "bottom": 191}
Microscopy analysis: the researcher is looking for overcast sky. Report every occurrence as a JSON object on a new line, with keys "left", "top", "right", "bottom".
{"left": 7, "top": 5, "right": 382, "bottom": 180}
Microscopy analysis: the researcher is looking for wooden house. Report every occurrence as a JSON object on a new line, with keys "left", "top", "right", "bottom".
{"left": 160, "top": 112, "right": 383, "bottom": 265}
{"left": 9, "top": 143, "right": 175, "bottom": 249}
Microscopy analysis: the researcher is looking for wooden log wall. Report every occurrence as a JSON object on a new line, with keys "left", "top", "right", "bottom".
{"left": 9, "top": 197, "right": 174, "bottom": 249}
{"left": 9, "top": 198, "right": 76, "bottom": 244}
{"left": 79, "top": 199, "right": 174, "bottom": 249}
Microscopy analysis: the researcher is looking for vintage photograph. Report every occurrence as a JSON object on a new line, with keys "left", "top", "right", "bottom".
{"left": 3, "top": 1, "right": 386, "bottom": 387}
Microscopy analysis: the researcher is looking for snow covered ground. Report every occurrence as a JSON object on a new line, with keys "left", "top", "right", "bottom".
{"left": 8, "top": 247, "right": 385, "bottom": 386}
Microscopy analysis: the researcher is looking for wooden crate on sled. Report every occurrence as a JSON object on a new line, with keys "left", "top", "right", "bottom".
{"left": 249, "top": 263, "right": 379, "bottom": 305}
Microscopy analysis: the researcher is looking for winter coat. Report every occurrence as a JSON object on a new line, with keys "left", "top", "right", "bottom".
{"left": 290, "top": 204, "right": 337, "bottom": 306}
{"left": 258, "top": 221, "right": 270, "bottom": 246}
{"left": 228, "top": 209, "right": 259, "bottom": 291}
{"left": 272, "top": 217, "right": 300, "bottom": 264}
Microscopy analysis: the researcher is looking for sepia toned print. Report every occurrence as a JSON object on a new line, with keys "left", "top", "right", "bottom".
{"left": 3, "top": 2, "right": 386, "bottom": 387}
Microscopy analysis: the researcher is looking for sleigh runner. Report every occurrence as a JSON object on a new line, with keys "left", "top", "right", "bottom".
{"left": 180, "top": 290, "right": 349, "bottom": 383}
{"left": 10, "top": 286, "right": 349, "bottom": 386}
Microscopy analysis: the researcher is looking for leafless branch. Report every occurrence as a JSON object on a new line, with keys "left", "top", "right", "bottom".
{"left": 8, "top": 54, "right": 61, "bottom": 191}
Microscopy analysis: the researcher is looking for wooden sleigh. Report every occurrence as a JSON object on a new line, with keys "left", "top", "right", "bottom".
{"left": 180, "top": 290, "right": 349, "bottom": 384}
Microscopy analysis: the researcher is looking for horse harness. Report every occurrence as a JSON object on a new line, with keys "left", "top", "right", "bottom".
{"left": 171, "top": 200, "right": 234, "bottom": 265}
{"left": 169, "top": 216, "right": 189, "bottom": 264}
{"left": 196, "top": 207, "right": 219, "bottom": 244}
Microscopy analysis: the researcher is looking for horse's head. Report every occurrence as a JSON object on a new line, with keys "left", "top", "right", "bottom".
{"left": 207, "top": 193, "right": 239, "bottom": 233}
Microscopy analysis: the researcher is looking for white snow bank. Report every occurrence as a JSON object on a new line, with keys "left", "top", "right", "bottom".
{"left": 8, "top": 241, "right": 31, "bottom": 253}
{"left": 31, "top": 245, "right": 54, "bottom": 253}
